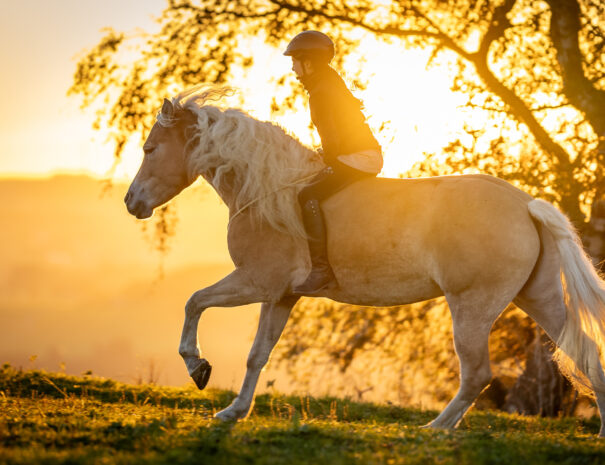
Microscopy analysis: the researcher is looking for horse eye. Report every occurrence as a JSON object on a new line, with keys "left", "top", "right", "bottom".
{"left": 144, "top": 146, "right": 156, "bottom": 156}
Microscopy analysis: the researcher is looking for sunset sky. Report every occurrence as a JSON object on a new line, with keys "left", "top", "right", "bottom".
{"left": 1, "top": 1, "right": 465, "bottom": 181}
{"left": 0, "top": 0, "right": 165, "bottom": 178}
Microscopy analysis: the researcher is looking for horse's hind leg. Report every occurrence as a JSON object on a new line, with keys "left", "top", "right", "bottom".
{"left": 516, "top": 290, "right": 605, "bottom": 437}
{"left": 428, "top": 292, "right": 509, "bottom": 429}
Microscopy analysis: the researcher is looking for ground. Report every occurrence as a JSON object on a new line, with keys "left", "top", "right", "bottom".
{"left": 1, "top": 365, "right": 604, "bottom": 464}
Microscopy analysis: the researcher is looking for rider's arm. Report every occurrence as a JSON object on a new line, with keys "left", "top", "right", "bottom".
{"left": 309, "top": 90, "right": 341, "bottom": 166}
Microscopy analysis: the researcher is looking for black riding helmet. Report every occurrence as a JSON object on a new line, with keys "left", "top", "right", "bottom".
{"left": 283, "top": 30, "right": 335, "bottom": 64}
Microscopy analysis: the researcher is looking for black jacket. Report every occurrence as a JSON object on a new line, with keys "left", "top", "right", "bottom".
{"left": 302, "top": 66, "right": 381, "bottom": 168}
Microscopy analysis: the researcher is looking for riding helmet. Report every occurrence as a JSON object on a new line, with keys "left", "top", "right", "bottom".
{"left": 283, "top": 31, "right": 335, "bottom": 63}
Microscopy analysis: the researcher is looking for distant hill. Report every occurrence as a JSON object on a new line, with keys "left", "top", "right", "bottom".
{"left": 0, "top": 174, "right": 231, "bottom": 272}
{"left": 0, "top": 175, "right": 282, "bottom": 389}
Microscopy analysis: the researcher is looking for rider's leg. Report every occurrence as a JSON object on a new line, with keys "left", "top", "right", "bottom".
{"left": 293, "top": 164, "right": 370, "bottom": 295}
{"left": 293, "top": 193, "right": 336, "bottom": 294}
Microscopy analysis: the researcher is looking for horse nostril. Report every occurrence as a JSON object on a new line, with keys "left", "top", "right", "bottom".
{"left": 124, "top": 191, "right": 131, "bottom": 203}
{"left": 133, "top": 200, "right": 144, "bottom": 215}
{"left": 127, "top": 199, "right": 140, "bottom": 216}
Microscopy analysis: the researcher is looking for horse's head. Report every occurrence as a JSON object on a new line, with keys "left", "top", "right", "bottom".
{"left": 125, "top": 98, "right": 197, "bottom": 219}
{"left": 126, "top": 85, "right": 320, "bottom": 237}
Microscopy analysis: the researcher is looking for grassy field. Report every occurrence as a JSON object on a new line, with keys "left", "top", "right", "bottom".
{"left": 1, "top": 364, "right": 605, "bottom": 464}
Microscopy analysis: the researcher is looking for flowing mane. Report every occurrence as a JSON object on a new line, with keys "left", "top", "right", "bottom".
{"left": 160, "top": 86, "right": 323, "bottom": 237}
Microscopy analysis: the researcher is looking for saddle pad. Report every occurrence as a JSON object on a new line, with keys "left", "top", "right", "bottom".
{"left": 337, "top": 149, "right": 383, "bottom": 173}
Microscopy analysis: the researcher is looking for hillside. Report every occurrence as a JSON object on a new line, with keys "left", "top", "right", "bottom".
{"left": 1, "top": 367, "right": 604, "bottom": 465}
{"left": 0, "top": 175, "right": 230, "bottom": 272}
{"left": 0, "top": 175, "right": 281, "bottom": 390}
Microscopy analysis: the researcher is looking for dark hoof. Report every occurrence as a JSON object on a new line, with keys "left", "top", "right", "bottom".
{"left": 191, "top": 359, "right": 212, "bottom": 390}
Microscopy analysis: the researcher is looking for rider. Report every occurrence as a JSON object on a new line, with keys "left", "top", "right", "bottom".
{"left": 284, "top": 30, "right": 383, "bottom": 295}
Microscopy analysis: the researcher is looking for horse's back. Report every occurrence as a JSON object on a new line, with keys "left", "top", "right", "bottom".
{"left": 325, "top": 174, "right": 535, "bottom": 237}
{"left": 323, "top": 174, "right": 540, "bottom": 305}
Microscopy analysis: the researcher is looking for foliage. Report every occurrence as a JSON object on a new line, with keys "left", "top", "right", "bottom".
{"left": 71, "top": 0, "right": 605, "bottom": 224}
{"left": 399, "top": 0, "right": 605, "bottom": 224}
{"left": 1, "top": 366, "right": 604, "bottom": 464}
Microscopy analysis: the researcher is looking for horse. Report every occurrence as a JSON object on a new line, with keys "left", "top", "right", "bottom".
{"left": 124, "top": 87, "right": 605, "bottom": 436}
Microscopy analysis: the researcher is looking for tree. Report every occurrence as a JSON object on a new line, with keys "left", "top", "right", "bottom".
{"left": 71, "top": 0, "right": 605, "bottom": 413}
{"left": 71, "top": 0, "right": 605, "bottom": 224}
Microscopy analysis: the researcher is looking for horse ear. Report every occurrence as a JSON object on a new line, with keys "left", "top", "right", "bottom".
{"left": 162, "top": 98, "right": 174, "bottom": 117}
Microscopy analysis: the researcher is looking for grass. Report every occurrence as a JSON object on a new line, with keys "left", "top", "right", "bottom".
{"left": 1, "top": 364, "right": 605, "bottom": 464}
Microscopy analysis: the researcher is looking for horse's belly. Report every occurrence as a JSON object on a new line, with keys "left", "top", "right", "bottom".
{"left": 327, "top": 274, "right": 443, "bottom": 307}
{"left": 326, "top": 214, "right": 443, "bottom": 305}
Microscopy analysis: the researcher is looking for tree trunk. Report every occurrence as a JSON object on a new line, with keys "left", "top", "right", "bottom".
{"left": 546, "top": 0, "right": 605, "bottom": 138}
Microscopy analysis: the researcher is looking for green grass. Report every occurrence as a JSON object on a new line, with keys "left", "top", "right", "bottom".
{"left": 1, "top": 364, "right": 604, "bottom": 464}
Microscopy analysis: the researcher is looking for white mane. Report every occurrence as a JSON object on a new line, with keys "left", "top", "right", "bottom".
{"left": 161, "top": 86, "right": 323, "bottom": 237}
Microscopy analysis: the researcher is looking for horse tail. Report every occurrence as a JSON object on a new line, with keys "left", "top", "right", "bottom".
{"left": 528, "top": 198, "right": 605, "bottom": 396}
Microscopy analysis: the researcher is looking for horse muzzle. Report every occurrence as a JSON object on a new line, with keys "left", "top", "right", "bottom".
{"left": 124, "top": 190, "right": 153, "bottom": 219}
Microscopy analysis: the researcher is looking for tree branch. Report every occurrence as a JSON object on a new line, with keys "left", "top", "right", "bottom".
{"left": 476, "top": 0, "right": 515, "bottom": 60}
{"left": 407, "top": 4, "right": 473, "bottom": 60}
{"left": 268, "top": 0, "right": 473, "bottom": 59}
{"left": 467, "top": 0, "right": 572, "bottom": 175}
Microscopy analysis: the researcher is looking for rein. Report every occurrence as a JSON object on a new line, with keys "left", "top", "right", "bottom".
{"left": 227, "top": 170, "right": 322, "bottom": 231}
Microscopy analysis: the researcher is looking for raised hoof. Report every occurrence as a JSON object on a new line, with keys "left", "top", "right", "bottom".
{"left": 191, "top": 358, "right": 212, "bottom": 390}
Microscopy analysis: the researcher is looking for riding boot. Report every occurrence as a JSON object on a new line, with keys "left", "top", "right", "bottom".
{"left": 292, "top": 199, "right": 336, "bottom": 295}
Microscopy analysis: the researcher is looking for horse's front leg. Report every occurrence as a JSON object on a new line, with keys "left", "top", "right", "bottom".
{"left": 179, "top": 269, "right": 266, "bottom": 390}
{"left": 215, "top": 295, "right": 299, "bottom": 421}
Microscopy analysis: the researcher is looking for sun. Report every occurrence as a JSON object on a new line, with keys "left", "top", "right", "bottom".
{"left": 353, "top": 43, "right": 466, "bottom": 178}
{"left": 263, "top": 37, "right": 467, "bottom": 179}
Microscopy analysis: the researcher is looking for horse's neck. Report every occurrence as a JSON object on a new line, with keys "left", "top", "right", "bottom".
{"left": 200, "top": 169, "right": 238, "bottom": 211}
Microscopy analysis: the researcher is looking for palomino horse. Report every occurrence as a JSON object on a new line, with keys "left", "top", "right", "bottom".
{"left": 125, "top": 88, "right": 605, "bottom": 435}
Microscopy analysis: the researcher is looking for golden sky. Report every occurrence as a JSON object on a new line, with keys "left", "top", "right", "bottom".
{"left": 0, "top": 0, "right": 165, "bottom": 178}
{"left": 1, "top": 1, "right": 464, "bottom": 181}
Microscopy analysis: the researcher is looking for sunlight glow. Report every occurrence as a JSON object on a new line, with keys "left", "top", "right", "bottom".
{"left": 4, "top": 31, "right": 471, "bottom": 182}
{"left": 226, "top": 35, "right": 468, "bottom": 180}
{"left": 354, "top": 43, "right": 466, "bottom": 177}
